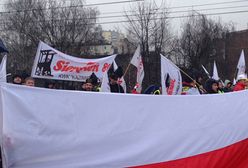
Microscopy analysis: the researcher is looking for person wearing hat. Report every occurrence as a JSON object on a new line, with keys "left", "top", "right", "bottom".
{"left": 223, "top": 79, "right": 233, "bottom": 92}
{"left": 217, "top": 80, "right": 225, "bottom": 94}
{"left": 89, "top": 73, "right": 101, "bottom": 92}
{"left": 233, "top": 74, "right": 247, "bottom": 92}
{"left": 109, "top": 73, "right": 124, "bottom": 93}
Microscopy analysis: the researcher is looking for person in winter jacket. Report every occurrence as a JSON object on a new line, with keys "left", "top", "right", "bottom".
{"left": 109, "top": 73, "right": 124, "bottom": 93}
{"left": 223, "top": 79, "right": 233, "bottom": 92}
{"left": 233, "top": 74, "right": 247, "bottom": 92}
{"left": 217, "top": 80, "right": 225, "bottom": 94}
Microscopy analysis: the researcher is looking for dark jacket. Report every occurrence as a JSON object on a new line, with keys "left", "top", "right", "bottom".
{"left": 110, "top": 84, "right": 124, "bottom": 93}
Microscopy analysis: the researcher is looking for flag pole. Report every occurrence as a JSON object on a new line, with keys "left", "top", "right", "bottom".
{"left": 201, "top": 64, "right": 211, "bottom": 79}
{"left": 123, "top": 63, "right": 131, "bottom": 78}
{"left": 179, "top": 68, "right": 199, "bottom": 85}
{"left": 161, "top": 55, "right": 203, "bottom": 88}
{"left": 162, "top": 54, "right": 207, "bottom": 93}
{"left": 178, "top": 68, "right": 207, "bottom": 93}
{"left": 124, "top": 45, "right": 141, "bottom": 78}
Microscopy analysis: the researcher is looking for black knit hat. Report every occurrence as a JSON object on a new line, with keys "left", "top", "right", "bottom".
{"left": 109, "top": 73, "right": 118, "bottom": 80}
{"left": 89, "top": 73, "right": 98, "bottom": 85}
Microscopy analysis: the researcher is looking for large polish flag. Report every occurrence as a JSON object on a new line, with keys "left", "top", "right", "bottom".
{"left": 1, "top": 84, "right": 248, "bottom": 168}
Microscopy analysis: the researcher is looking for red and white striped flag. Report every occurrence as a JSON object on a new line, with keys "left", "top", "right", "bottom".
{"left": 1, "top": 84, "right": 248, "bottom": 168}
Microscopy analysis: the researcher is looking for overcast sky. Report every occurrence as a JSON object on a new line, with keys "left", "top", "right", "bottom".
{"left": 86, "top": 0, "right": 248, "bottom": 35}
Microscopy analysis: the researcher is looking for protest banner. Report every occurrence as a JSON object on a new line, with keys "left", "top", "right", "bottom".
{"left": 31, "top": 41, "right": 116, "bottom": 82}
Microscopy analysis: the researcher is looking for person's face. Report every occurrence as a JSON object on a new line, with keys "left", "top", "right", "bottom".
{"left": 48, "top": 84, "right": 54, "bottom": 89}
{"left": 25, "top": 79, "right": 35, "bottom": 87}
{"left": 218, "top": 82, "right": 224, "bottom": 89}
{"left": 212, "top": 83, "right": 218, "bottom": 92}
{"left": 226, "top": 83, "right": 232, "bottom": 88}
{"left": 85, "top": 83, "right": 93, "bottom": 91}
{"left": 13, "top": 77, "right": 22, "bottom": 84}
{"left": 81, "top": 83, "right": 86, "bottom": 90}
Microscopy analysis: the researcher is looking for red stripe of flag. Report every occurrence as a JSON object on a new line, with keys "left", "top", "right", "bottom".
{"left": 130, "top": 138, "right": 248, "bottom": 168}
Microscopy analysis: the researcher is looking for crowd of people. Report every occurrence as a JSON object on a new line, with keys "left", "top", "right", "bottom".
{"left": 12, "top": 74, "right": 35, "bottom": 87}
{"left": 11, "top": 71, "right": 126, "bottom": 93}
{"left": 181, "top": 73, "right": 247, "bottom": 95}
{"left": 10, "top": 70, "right": 248, "bottom": 95}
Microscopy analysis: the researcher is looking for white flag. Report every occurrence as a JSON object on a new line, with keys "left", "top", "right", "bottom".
{"left": 0, "top": 55, "right": 7, "bottom": 83}
{"left": 233, "top": 78, "right": 237, "bottom": 85}
{"left": 130, "top": 46, "right": 144, "bottom": 93}
{"left": 113, "top": 61, "right": 127, "bottom": 93}
{"left": 201, "top": 64, "right": 210, "bottom": 78}
{"left": 161, "top": 54, "right": 182, "bottom": 95}
{"left": 212, "top": 61, "right": 219, "bottom": 80}
{"left": 236, "top": 50, "right": 246, "bottom": 79}
{"left": 100, "top": 71, "right": 111, "bottom": 92}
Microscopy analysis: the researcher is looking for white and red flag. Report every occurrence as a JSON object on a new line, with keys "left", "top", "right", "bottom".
{"left": 161, "top": 54, "right": 182, "bottom": 95}
{"left": 130, "top": 46, "right": 144, "bottom": 93}
{"left": 1, "top": 84, "right": 248, "bottom": 168}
